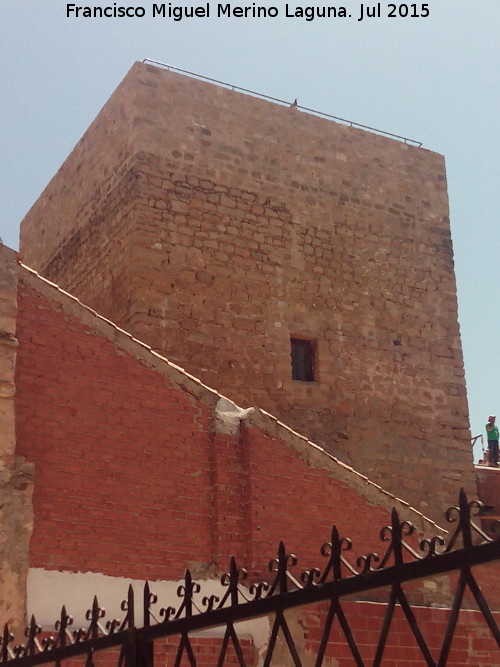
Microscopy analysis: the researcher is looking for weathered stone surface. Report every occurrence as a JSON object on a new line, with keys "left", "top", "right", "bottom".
{"left": 0, "top": 458, "right": 34, "bottom": 635}
{"left": 19, "top": 63, "right": 476, "bottom": 520}
{"left": 0, "top": 243, "right": 34, "bottom": 633}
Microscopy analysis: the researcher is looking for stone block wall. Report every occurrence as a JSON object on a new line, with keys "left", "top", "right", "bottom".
{"left": 0, "top": 244, "right": 33, "bottom": 633}
{"left": 19, "top": 62, "right": 476, "bottom": 520}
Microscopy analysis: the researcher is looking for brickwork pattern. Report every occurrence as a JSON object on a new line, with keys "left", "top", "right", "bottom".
{"left": 10, "top": 270, "right": 500, "bottom": 663}
{"left": 301, "top": 601, "right": 500, "bottom": 666}
{"left": 15, "top": 282, "right": 215, "bottom": 580}
{"left": 37, "top": 637, "right": 256, "bottom": 667}
{"left": 156, "top": 636, "right": 256, "bottom": 666}
{"left": 19, "top": 63, "right": 476, "bottom": 522}
{"left": 14, "top": 274, "right": 445, "bottom": 594}
{"left": 34, "top": 601, "right": 500, "bottom": 666}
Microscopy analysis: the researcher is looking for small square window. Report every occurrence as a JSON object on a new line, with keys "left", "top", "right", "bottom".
{"left": 291, "top": 338, "right": 316, "bottom": 382}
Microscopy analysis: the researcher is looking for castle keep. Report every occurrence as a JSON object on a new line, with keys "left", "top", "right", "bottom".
{"left": 19, "top": 62, "right": 475, "bottom": 518}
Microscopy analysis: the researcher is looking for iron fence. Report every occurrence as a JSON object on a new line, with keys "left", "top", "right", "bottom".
{"left": 1, "top": 490, "right": 499, "bottom": 666}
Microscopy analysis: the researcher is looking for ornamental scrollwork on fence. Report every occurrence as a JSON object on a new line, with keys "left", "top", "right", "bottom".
{"left": 1, "top": 489, "right": 498, "bottom": 664}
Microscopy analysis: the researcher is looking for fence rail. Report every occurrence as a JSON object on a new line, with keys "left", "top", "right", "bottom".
{"left": 1, "top": 490, "right": 499, "bottom": 666}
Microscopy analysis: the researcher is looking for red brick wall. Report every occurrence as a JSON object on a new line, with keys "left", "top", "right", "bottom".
{"left": 15, "top": 281, "right": 215, "bottom": 580}
{"left": 241, "top": 425, "right": 400, "bottom": 579}
{"left": 302, "top": 601, "right": 500, "bottom": 666}
{"left": 156, "top": 636, "right": 255, "bottom": 666}
{"left": 53, "top": 637, "right": 256, "bottom": 667}
{"left": 14, "top": 276, "right": 440, "bottom": 586}
{"left": 38, "top": 602, "right": 500, "bottom": 666}
{"left": 237, "top": 424, "right": 495, "bottom": 610}
{"left": 14, "top": 273, "right": 500, "bottom": 636}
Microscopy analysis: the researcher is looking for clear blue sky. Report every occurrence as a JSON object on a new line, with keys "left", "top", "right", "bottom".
{"left": 1, "top": 1, "right": 498, "bottom": 462}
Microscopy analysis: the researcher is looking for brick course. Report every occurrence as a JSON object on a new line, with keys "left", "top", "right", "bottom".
{"left": 19, "top": 63, "right": 476, "bottom": 521}
{"left": 36, "top": 602, "right": 500, "bottom": 667}
{"left": 14, "top": 268, "right": 442, "bottom": 586}
{"left": 8, "top": 265, "right": 500, "bottom": 663}
{"left": 15, "top": 281, "right": 214, "bottom": 579}
{"left": 301, "top": 601, "right": 500, "bottom": 666}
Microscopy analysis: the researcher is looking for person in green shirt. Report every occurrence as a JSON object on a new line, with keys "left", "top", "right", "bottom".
{"left": 485, "top": 415, "right": 499, "bottom": 467}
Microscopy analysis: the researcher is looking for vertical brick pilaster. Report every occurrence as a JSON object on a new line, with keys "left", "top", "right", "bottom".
{"left": 210, "top": 400, "right": 252, "bottom": 571}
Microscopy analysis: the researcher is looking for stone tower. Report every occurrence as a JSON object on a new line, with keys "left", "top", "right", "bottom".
{"left": 19, "top": 62, "right": 475, "bottom": 518}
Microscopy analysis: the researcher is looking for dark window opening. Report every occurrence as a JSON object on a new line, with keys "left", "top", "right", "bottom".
{"left": 291, "top": 338, "right": 316, "bottom": 382}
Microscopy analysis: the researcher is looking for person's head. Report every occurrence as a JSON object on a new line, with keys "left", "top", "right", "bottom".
{"left": 488, "top": 415, "right": 496, "bottom": 423}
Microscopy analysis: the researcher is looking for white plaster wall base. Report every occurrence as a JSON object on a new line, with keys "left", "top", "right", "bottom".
{"left": 28, "top": 569, "right": 269, "bottom": 665}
